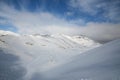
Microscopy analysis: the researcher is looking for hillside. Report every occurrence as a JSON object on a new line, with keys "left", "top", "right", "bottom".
{"left": 0, "top": 30, "right": 102, "bottom": 80}
{"left": 45, "top": 39, "right": 120, "bottom": 80}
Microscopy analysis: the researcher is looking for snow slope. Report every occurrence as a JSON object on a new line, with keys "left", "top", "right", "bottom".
{"left": 0, "top": 30, "right": 102, "bottom": 80}
{"left": 0, "top": 30, "right": 120, "bottom": 80}
{"left": 45, "top": 39, "right": 120, "bottom": 80}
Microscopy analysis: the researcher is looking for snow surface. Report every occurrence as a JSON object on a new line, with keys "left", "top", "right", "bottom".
{"left": 1, "top": 30, "right": 120, "bottom": 80}
{"left": 45, "top": 39, "right": 120, "bottom": 80}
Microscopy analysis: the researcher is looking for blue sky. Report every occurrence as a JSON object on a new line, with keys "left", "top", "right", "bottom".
{"left": 0, "top": 0, "right": 120, "bottom": 22}
{"left": 0, "top": 0, "right": 120, "bottom": 42}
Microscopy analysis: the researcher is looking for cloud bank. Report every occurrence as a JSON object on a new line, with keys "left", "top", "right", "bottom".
{"left": 0, "top": 1, "right": 120, "bottom": 43}
{"left": 0, "top": 3, "right": 77, "bottom": 34}
{"left": 78, "top": 23, "right": 120, "bottom": 43}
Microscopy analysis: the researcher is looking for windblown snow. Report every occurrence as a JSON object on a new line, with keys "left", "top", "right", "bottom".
{"left": 0, "top": 30, "right": 120, "bottom": 80}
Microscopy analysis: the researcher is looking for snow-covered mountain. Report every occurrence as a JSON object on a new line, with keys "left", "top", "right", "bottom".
{"left": 0, "top": 30, "right": 120, "bottom": 80}
{"left": 0, "top": 30, "right": 101, "bottom": 80}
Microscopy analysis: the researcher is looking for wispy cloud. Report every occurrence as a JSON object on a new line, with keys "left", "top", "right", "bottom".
{"left": 69, "top": 0, "right": 120, "bottom": 22}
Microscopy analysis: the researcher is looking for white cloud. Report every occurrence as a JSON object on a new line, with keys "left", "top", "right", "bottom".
{"left": 69, "top": 0, "right": 97, "bottom": 14}
{"left": 69, "top": 0, "right": 120, "bottom": 22}
{"left": 103, "top": 0, "right": 120, "bottom": 22}
{"left": 0, "top": 3, "right": 120, "bottom": 42}
{"left": 66, "top": 12, "right": 74, "bottom": 16}
{"left": 0, "top": 4, "right": 75, "bottom": 33}
{"left": 78, "top": 22, "right": 120, "bottom": 42}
